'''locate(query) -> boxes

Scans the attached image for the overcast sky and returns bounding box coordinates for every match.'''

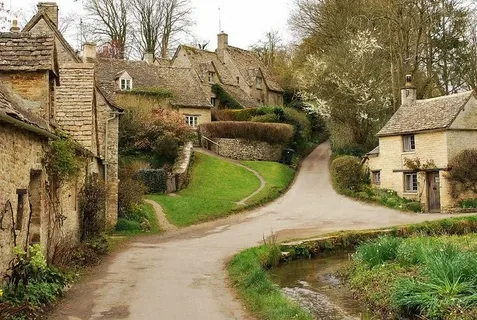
[2,0,293,52]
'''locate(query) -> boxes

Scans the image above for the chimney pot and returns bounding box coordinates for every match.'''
[144,52,154,64]
[83,42,97,62]
[37,2,59,27]
[10,19,20,33]
[217,32,228,62]
[401,75,416,105]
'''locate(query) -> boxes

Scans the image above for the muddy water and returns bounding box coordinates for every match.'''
[269,252,374,320]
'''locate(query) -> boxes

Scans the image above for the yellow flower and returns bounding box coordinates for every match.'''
[0,289,3,297]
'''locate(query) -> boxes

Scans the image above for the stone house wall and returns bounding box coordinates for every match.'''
[179,107,212,126]
[214,138,283,161]
[367,129,477,212]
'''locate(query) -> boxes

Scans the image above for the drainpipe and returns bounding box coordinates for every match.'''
[104,111,123,228]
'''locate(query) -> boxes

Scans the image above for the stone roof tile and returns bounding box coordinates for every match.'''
[377,91,474,136]
[0,32,54,71]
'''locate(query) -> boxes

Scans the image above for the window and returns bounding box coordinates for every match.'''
[404,172,418,193]
[372,171,381,185]
[185,115,199,128]
[236,76,240,84]
[208,72,215,84]
[256,76,262,89]
[403,134,415,152]
[120,78,132,91]
[211,98,217,106]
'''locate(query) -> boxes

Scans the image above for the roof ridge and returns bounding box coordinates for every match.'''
[415,90,473,103]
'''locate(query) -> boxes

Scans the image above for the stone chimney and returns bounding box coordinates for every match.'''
[10,19,20,33]
[37,2,58,27]
[83,42,97,62]
[401,74,416,105]
[217,32,228,62]
[144,52,154,64]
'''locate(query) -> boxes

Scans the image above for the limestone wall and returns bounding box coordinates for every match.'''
[56,64,95,150]
[214,138,283,161]
[179,107,212,125]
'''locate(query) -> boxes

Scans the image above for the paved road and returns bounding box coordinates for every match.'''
[49,142,462,320]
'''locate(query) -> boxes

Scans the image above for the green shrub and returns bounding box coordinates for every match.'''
[354,236,403,268]
[118,164,147,217]
[45,132,81,182]
[331,155,366,192]
[199,121,294,145]
[446,149,477,198]
[136,169,167,194]
[403,201,423,212]
[119,87,173,99]
[116,218,142,232]
[250,113,280,123]
[332,144,368,157]
[460,198,477,208]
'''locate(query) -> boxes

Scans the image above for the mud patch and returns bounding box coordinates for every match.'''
[99,305,130,319]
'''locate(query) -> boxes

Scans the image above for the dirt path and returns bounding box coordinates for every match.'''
[48,142,466,320]
[143,199,178,232]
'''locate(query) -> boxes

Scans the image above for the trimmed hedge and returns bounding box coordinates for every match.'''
[136,169,167,194]
[199,121,294,145]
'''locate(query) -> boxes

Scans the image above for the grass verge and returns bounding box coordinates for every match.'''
[240,161,295,206]
[114,201,160,236]
[149,152,262,227]
[228,244,313,320]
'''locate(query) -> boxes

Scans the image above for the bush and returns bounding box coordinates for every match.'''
[354,236,403,268]
[331,155,366,192]
[332,144,368,157]
[136,169,167,194]
[45,132,81,182]
[460,198,477,208]
[446,149,477,198]
[118,163,147,217]
[79,176,106,241]
[199,121,294,145]
[51,235,109,268]
[250,113,280,123]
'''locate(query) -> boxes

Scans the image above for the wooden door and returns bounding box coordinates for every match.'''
[427,172,441,212]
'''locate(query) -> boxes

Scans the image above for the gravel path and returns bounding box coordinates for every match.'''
[48,142,464,320]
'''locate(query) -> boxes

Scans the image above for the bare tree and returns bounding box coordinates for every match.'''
[84,0,130,59]
[250,30,283,67]
[131,0,164,58]
[159,0,193,58]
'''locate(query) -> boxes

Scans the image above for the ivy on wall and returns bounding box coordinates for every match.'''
[119,87,173,99]
[211,84,243,109]
[44,132,82,183]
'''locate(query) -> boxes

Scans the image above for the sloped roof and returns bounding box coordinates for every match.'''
[22,11,81,63]
[95,58,211,108]
[0,32,54,71]
[180,45,236,85]
[0,82,50,132]
[225,46,283,93]
[154,57,172,67]
[222,84,259,108]
[377,91,475,136]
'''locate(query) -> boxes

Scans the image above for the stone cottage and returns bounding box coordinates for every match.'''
[365,77,477,212]
[94,56,212,128]
[172,33,284,108]
[0,3,121,272]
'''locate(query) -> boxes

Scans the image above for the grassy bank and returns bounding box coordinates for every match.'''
[228,245,313,320]
[240,161,295,206]
[150,153,296,227]
[114,201,160,236]
[348,234,477,319]
[149,152,262,226]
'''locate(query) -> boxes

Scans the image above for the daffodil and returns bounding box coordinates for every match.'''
[0,289,3,297]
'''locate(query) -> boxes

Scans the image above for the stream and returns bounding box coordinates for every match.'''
[269,251,375,320]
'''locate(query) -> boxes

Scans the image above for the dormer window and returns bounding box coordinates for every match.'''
[256,76,262,89]
[208,72,215,84]
[120,78,132,91]
[236,76,240,84]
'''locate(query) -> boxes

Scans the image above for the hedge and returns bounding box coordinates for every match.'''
[136,169,167,194]
[199,121,294,145]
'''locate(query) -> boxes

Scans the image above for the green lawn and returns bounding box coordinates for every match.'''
[240,161,295,206]
[114,201,160,236]
[149,152,262,226]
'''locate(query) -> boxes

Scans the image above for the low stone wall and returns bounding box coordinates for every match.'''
[215,138,284,161]
[171,142,193,192]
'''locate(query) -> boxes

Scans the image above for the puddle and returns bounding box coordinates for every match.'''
[269,251,375,320]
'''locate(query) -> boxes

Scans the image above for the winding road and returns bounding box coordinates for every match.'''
[49,142,463,320]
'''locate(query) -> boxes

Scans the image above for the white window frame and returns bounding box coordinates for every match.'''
[404,172,418,193]
[185,115,199,128]
[120,78,132,91]
[403,134,415,152]
[208,72,215,84]
[372,171,381,185]
[210,97,217,106]
[256,76,262,89]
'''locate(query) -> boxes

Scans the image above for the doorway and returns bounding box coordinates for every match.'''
[427,171,441,212]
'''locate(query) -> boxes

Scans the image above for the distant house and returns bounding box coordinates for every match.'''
[0,2,121,272]
[365,77,477,212]
[172,33,284,108]
[95,56,212,128]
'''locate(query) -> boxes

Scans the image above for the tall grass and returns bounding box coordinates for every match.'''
[354,236,403,267]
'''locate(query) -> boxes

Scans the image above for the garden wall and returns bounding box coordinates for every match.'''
[215,138,284,161]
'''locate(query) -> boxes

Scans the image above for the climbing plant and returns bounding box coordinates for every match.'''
[211,84,243,109]
[44,132,81,183]
[119,87,173,99]
[79,176,106,241]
